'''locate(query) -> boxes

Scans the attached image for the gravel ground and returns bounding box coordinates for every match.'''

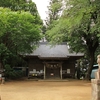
[0,79,91,100]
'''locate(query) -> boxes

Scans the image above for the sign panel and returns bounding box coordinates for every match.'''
[67,69,70,74]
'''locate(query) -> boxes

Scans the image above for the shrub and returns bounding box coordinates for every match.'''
[5,64,24,80]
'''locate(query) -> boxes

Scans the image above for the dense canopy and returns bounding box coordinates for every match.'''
[45,0,100,79]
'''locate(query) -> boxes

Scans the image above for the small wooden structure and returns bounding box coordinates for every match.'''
[24,42,84,79]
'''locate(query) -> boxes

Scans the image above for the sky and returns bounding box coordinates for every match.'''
[32,0,50,21]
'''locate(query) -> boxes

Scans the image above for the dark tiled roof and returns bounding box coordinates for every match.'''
[25,42,84,58]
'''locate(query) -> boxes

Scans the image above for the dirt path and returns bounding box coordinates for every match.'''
[0,80,91,100]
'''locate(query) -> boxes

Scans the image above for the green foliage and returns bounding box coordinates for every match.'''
[0,0,42,25]
[5,64,23,79]
[46,0,100,79]
[0,7,42,69]
[0,7,42,53]
[46,18,68,44]
[0,43,12,64]
[46,0,100,53]
[0,0,43,79]
[45,0,62,27]
[45,0,63,41]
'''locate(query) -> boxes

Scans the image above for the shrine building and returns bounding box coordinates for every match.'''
[24,42,84,79]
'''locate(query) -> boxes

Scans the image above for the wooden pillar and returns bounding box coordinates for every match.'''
[60,64,62,79]
[44,65,46,79]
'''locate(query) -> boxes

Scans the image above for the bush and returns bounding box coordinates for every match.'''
[5,64,24,80]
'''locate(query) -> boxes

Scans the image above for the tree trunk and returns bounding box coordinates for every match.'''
[76,60,81,79]
[85,52,95,80]
[0,60,4,72]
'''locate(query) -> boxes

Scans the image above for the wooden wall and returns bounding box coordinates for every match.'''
[27,58,76,79]
[62,60,75,78]
[28,58,44,72]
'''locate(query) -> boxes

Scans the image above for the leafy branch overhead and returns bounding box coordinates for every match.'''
[0,0,43,79]
[45,0,100,79]
[0,0,43,68]
[0,8,42,54]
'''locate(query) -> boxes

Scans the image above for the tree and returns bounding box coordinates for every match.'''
[0,0,43,69]
[0,7,42,68]
[0,0,42,25]
[46,0,100,80]
[45,0,62,30]
[0,0,43,79]
[44,0,63,41]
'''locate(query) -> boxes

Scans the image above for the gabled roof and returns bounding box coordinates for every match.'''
[25,42,84,60]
